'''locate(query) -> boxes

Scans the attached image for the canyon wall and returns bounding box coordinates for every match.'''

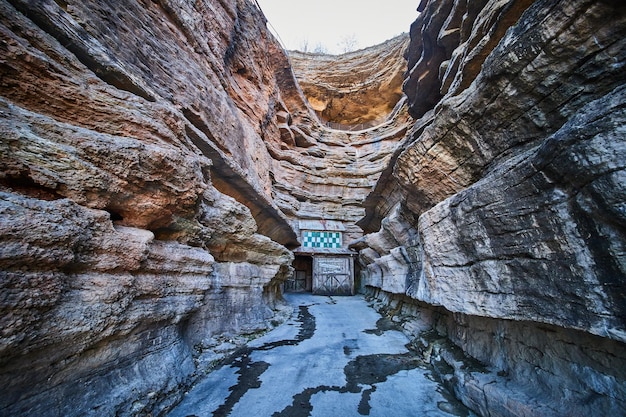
[0,0,301,415]
[1,0,625,415]
[289,35,409,127]
[0,0,411,415]
[274,38,413,244]
[357,0,626,415]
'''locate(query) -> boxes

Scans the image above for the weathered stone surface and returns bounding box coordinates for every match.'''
[367,288,626,417]
[2,0,625,415]
[351,203,421,294]
[414,86,626,340]
[404,0,537,119]
[0,98,206,231]
[0,193,210,415]
[264,38,414,247]
[0,0,300,415]
[395,0,626,221]
[358,0,626,415]
[268,114,411,245]
[290,35,409,126]
[0,184,291,416]
[0,0,299,247]
[362,0,626,330]
[0,0,413,414]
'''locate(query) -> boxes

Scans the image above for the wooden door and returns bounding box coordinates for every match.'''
[285,270,309,292]
[294,270,307,292]
[313,256,353,295]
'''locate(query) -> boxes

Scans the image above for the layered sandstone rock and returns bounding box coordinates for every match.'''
[290,35,409,127]
[1,0,625,415]
[268,106,412,246]
[358,0,626,415]
[0,0,410,415]
[268,37,413,247]
[0,0,297,415]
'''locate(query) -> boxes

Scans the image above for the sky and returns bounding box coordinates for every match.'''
[254,0,420,54]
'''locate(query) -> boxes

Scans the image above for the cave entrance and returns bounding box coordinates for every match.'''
[285,254,356,296]
[285,255,313,293]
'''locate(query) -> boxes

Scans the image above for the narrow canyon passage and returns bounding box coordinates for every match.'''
[1,0,624,416]
[168,294,474,417]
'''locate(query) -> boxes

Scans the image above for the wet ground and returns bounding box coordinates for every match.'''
[168,294,476,417]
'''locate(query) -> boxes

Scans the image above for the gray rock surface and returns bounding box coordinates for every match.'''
[357,0,626,415]
[0,0,297,414]
[0,0,409,415]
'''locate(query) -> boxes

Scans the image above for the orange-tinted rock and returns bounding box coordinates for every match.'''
[0,0,296,414]
[290,35,409,126]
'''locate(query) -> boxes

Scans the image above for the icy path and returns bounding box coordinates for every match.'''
[168,294,475,417]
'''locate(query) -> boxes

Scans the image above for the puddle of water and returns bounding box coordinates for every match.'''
[212,355,269,416]
[220,305,316,407]
[273,352,426,416]
[169,305,316,417]
[364,317,402,336]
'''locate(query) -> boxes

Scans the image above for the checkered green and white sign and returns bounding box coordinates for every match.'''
[302,231,342,249]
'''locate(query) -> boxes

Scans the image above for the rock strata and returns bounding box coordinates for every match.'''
[1,0,625,415]
[0,0,297,415]
[0,0,410,415]
[357,0,626,415]
[290,35,409,127]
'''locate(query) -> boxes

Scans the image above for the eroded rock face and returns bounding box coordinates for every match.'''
[414,87,626,337]
[367,288,626,417]
[0,0,411,415]
[268,108,413,245]
[358,0,626,415]
[2,0,625,415]
[0,0,296,415]
[290,35,409,127]
[0,194,209,415]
